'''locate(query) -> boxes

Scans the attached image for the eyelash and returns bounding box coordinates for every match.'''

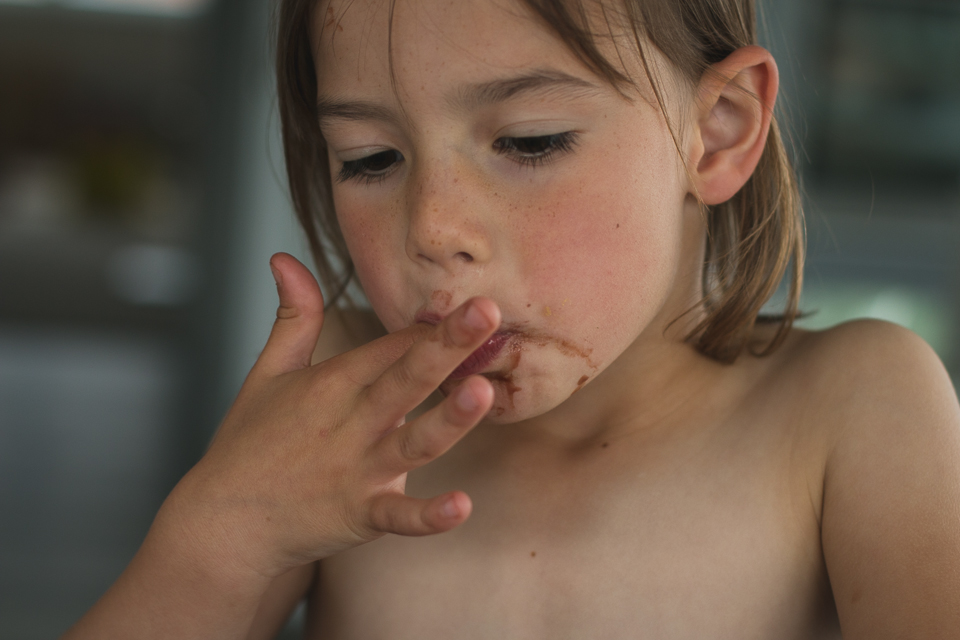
[493,131,580,167]
[337,150,403,185]
[336,131,580,185]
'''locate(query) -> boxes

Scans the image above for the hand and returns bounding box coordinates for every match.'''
[165,253,498,579]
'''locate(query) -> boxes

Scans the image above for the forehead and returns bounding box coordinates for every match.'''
[310,0,604,101]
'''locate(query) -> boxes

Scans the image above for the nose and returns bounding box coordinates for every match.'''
[404,161,493,272]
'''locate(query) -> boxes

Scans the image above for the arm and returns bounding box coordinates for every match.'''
[243,307,387,639]
[245,563,317,640]
[63,254,499,639]
[819,321,960,638]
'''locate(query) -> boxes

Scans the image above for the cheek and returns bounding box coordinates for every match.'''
[512,156,685,341]
[334,194,409,330]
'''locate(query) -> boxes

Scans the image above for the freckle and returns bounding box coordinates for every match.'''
[543,306,552,317]
[616,224,620,229]
[527,303,531,308]
[530,551,536,557]
[602,442,609,449]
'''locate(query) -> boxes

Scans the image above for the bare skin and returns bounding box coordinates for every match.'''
[63,0,960,637]
[270,311,960,640]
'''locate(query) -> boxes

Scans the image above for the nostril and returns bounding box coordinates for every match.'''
[455,252,474,263]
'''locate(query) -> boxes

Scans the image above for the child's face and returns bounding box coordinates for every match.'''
[312,0,706,423]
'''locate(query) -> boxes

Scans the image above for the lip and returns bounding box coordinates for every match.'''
[413,310,512,380]
[448,331,513,380]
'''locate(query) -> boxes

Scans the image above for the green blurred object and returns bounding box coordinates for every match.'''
[73,136,159,222]
[798,281,956,363]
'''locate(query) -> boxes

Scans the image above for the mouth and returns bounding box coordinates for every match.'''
[414,309,518,381]
[448,331,514,380]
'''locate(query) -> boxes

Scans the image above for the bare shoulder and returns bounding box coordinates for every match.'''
[778,318,956,422]
[772,319,960,638]
[744,319,957,446]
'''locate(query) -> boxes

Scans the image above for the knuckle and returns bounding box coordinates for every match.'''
[397,429,430,464]
[418,507,434,533]
[345,503,376,540]
[392,355,430,392]
[439,318,470,350]
[364,497,393,534]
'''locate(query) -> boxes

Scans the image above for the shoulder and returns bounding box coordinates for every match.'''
[769,319,955,426]
[774,320,960,637]
[765,319,959,487]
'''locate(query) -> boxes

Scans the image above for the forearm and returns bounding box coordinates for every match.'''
[62,486,274,640]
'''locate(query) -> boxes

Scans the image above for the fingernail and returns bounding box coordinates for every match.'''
[455,384,479,412]
[270,264,282,287]
[463,302,490,331]
[441,497,459,518]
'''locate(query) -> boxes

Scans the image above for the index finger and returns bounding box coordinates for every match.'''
[334,321,435,386]
[356,298,500,428]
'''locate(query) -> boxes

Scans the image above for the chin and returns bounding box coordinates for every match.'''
[477,376,573,424]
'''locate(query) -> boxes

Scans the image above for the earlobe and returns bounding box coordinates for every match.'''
[689,46,779,206]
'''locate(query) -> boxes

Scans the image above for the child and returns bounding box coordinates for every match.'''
[66,0,960,637]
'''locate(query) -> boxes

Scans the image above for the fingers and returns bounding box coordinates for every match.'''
[254,253,325,377]
[344,322,435,387]
[366,376,493,479]
[358,298,500,426]
[365,490,472,536]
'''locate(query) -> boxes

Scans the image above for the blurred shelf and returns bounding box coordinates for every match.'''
[0,1,215,157]
[0,226,203,329]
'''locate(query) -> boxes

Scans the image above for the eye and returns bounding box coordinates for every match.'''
[493,132,579,167]
[337,149,404,184]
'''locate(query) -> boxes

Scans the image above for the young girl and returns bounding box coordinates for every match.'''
[66,0,960,638]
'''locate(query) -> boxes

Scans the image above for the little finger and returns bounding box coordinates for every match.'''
[365,491,473,537]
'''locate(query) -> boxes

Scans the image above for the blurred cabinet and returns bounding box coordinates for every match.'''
[0,2,213,324]
[0,2,242,636]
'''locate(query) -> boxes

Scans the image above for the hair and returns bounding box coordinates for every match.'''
[275,0,805,364]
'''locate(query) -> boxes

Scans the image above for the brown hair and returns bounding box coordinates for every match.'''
[275,0,804,363]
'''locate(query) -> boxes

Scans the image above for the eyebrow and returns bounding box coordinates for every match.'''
[316,70,602,126]
[450,70,603,111]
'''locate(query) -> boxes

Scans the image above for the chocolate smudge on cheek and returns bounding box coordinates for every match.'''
[570,375,590,397]
[431,289,453,310]
[484,343,523,416]
[513,330,599,400]
[521,331,598,369]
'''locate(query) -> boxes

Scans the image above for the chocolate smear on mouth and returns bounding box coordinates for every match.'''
[482,324,600,416]
[484,344,523,415]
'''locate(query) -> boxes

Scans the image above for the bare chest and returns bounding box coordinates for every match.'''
[305,422,840,639]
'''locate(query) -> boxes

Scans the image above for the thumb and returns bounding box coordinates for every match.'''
[254,252,325,377]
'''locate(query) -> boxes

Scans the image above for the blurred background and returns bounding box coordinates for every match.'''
[0,0,957,636]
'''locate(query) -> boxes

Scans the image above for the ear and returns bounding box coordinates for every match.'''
[688,46,779,205]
